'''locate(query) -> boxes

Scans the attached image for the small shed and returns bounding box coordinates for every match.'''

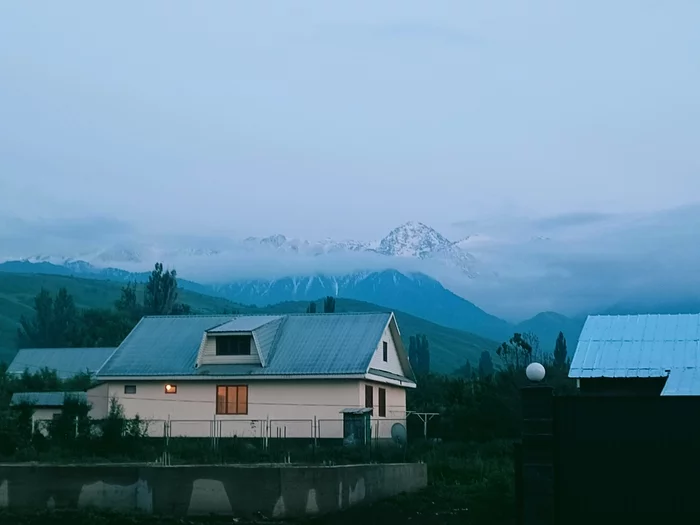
[340,407,373,445]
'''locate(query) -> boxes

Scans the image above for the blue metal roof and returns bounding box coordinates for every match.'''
[10,391,87,407]
[7,347,115,379]
[570,314,700,379]
[97,316,232,377]
[97,313,397,378]
[661,369,700,396]
[208,316,283,333]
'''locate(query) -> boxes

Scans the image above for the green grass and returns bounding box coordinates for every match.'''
[0,273,498,374]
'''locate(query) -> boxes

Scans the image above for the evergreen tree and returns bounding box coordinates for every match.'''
[478,351,494,379]
[409,335,419,368]
[554,331,568,369]
[17,287,80,348]
[459,360,473,379]
[18,288,54,348]
[419,334,431,375]
[323,296,336,313]
[306,302,317,313]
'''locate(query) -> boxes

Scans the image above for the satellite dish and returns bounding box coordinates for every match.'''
[526,362,546,382]
[391,423,407,445]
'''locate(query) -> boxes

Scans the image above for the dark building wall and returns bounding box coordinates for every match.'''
[578,377,667,396]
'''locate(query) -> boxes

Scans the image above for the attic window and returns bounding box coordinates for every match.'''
[216,335,251,356]
[382,341,388,362]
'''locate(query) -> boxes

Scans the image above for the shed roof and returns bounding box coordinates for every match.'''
[570,314,700,379]
[10,391,87,407]
[7,347,115,379]
[97,312,413,381]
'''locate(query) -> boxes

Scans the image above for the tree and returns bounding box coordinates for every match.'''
[458,360,473,379]
[408,334,430,375]
[323,296,336,313]
[144,263,178,315]
[115,282,142,322]
[306,302,317,313]
[478,351,494,379]
[419,334,430,375]
[18,288,54,348]
[554,331,568,369]
[496,332,534,370]
[17,287,80,348]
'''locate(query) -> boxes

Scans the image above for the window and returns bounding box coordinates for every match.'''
[124,385,137,394]
[382,341,388,362]
[164,384,177,394]
[216,385,248,415]
[216,336,251,356]
[365,385,373,409]
[378,388,386,417]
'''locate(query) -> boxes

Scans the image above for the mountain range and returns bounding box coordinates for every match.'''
[0,259,581,352]
[0,272,497,374]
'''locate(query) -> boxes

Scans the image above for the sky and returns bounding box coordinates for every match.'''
[1,1,700,241]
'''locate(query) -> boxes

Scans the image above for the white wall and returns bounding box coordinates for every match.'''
[87,379,409,439]
[368,323,406,377]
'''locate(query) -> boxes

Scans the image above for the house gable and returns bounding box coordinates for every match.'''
[367,314,415,383]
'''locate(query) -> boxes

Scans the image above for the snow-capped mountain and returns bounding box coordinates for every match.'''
[13,221,479,277]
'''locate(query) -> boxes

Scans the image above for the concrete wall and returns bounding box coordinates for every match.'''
[0,463,427,518]
[88,379,407,439]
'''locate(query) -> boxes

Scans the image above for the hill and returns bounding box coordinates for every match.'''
[515,311,586,352]
[0,273,498,374]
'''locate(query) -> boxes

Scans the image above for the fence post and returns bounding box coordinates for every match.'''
[74,416,78,438]
[520,384,555,525]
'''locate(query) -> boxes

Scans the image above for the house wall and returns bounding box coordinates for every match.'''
[362,380,408,440]
[368,323,405,377]
[87,383,110,419]
[89,379,406,439]
[31,407,61,421]
[579,377,668,396]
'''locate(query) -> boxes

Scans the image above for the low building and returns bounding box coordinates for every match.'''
[88,312,416,440]
[569,313,700,396]
[10,391,87,420]
[7,347,115,379]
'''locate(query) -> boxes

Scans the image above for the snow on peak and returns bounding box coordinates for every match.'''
[378,221,451,258]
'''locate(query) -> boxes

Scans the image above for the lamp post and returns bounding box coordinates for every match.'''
[519,362,554,525]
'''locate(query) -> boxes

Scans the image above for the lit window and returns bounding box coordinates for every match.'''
[165,384,177,394]
[216,385,248,415]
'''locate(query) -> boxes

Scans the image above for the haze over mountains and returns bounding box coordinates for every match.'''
[2,204,700,356]
[2,205,700,323]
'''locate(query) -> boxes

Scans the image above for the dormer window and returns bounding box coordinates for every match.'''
[216,335,252,356]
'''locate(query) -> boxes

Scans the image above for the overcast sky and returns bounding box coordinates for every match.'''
[1,1,699,241]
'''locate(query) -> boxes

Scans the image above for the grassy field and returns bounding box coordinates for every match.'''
[0,272,497,373]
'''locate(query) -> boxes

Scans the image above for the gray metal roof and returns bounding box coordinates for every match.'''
[97,313,402,379]
[7,347,116,379]
[10,391,87,407]
[207,316,283,333]
[570,314,700,379]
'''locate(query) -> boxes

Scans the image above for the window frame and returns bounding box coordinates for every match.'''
[365,384,374,409]
[124,385,137,395]
[378,387,386,417]
[215,335,252,356]
[216,385,249,415]
[382,341,388,362]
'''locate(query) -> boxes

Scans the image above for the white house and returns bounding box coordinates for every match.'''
[88,312,416,440]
